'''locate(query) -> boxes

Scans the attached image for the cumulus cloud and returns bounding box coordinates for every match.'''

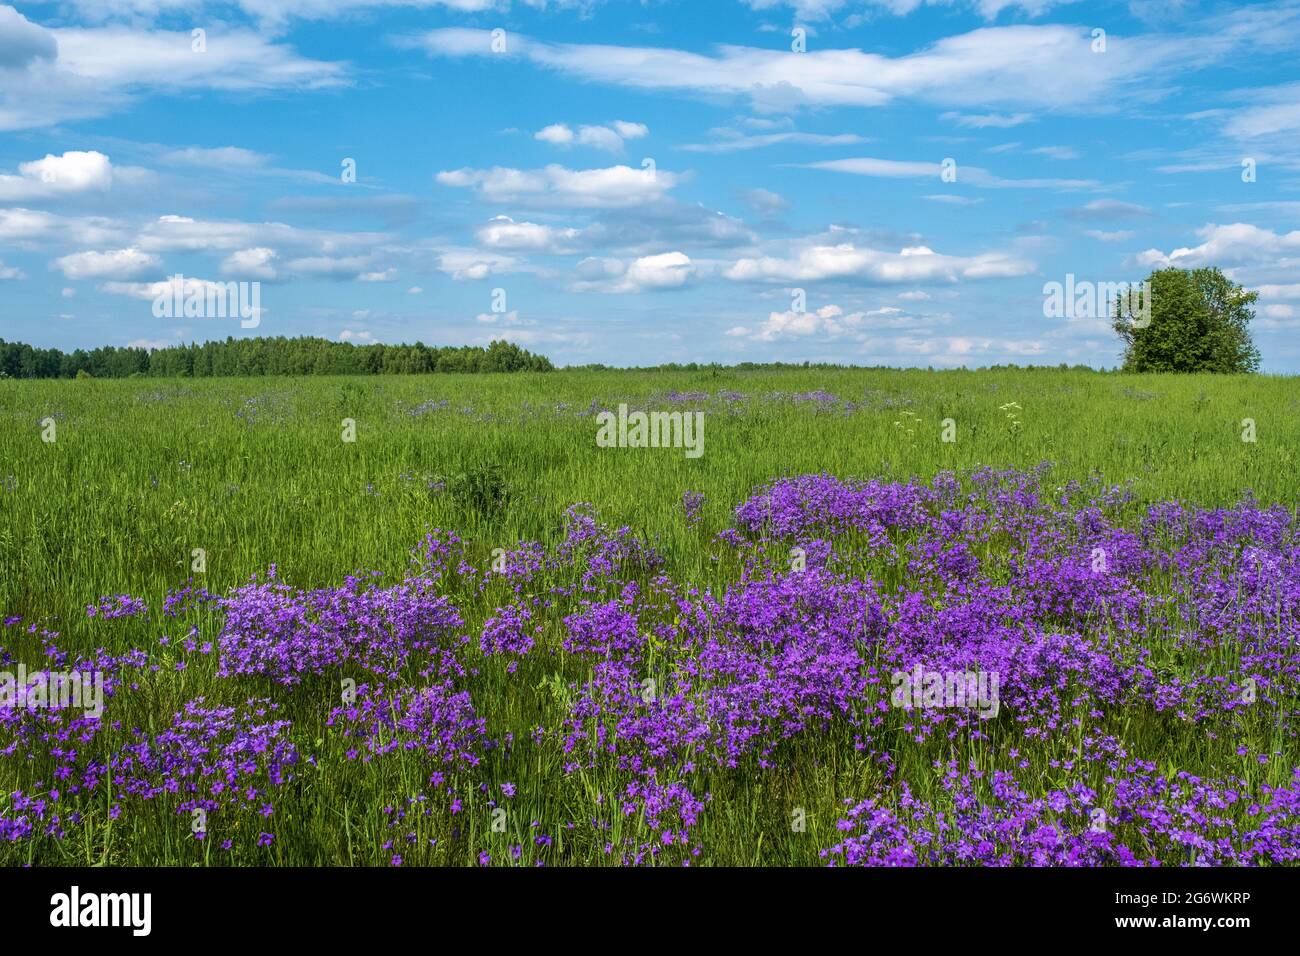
[101,275,228,300]
[534,123,575,146]
[53,246,159,279]
[1134,223,1300,269]
[572,251,694,293]
[475,215,582,251]
[437,247,520,280]
[436,163,678,207]
[221,247,279,279]
[0,150,114,200]
[0,207,124,245]
[1256,283,1300,300]
[733,303,930,342]
[535,121,647,152]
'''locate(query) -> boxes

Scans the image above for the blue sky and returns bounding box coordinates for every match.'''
[1,0,1299,370]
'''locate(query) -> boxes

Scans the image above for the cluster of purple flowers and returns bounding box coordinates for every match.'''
[216,569,464,684]
[3,466,1298,865]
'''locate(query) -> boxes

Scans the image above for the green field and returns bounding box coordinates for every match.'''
[4,368,1293,615]
[1,368,1297,865]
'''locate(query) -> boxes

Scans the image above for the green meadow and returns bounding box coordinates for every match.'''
[0,367,1295,865]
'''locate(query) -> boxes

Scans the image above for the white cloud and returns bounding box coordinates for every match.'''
[339,329,375,343]
[53,246,159,279]
[162,146,269,169]
[0,150,114,201]
[0,207,125,246]
[0,260,24,280]
[572,251,694,293]
[1223,82,1300,139]
[221,247,278,279]
[725,239,1035,283]
[135,214,389,256]
[805,156,1098,190]
[1,23,348,131]
[1135,223,1300,269]
[805,157,939,178]
[358,268,398,281]
[572,125,624,152]
[922,194,983,205]
[437,247,520,280]
[535,123,575,145]
[1083,229,1134,242]
[436,163,678,207]
[0,5,57,69]
[751,303,845,341]
[534,121,648,153]
[408,20,1268,114]
[101,275,228,300]
[610,120,648,140]
[1257,283,1300,300]
[475,215,581,251]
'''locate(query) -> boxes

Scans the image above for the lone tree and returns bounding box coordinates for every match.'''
[1113,266,1260,372]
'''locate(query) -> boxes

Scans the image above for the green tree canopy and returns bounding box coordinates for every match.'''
[0,336,554,379]
[1113,267,1260,373]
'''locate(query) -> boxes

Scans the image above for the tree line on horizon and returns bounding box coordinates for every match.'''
[0,336,555,379]
[0,268,1266,379]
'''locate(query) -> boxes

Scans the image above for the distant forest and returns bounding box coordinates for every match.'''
[0,337,554,379]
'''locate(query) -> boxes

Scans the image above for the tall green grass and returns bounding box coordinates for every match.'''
[0,368,1294,865]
